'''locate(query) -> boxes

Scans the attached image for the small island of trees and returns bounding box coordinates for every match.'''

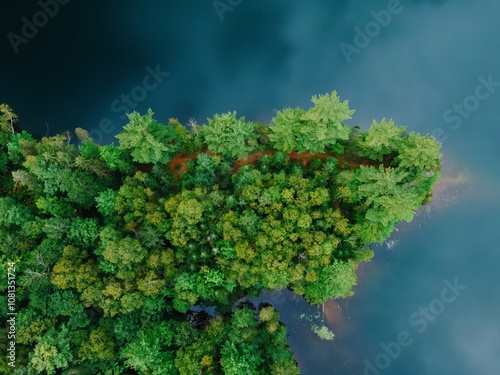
[0,93,441,374]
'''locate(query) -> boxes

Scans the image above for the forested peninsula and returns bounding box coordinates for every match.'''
[0,93,442,374]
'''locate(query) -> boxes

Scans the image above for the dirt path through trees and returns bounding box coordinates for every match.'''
[168,149,379,178]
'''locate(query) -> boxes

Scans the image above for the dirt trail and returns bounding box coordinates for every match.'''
[168,152,200,178]
[168,149,378,179]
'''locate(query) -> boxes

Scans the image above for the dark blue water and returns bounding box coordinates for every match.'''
[2,1,499,374]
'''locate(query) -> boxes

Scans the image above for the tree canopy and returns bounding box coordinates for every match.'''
[0,94,441,374]
[269,91,354,153]
[203,111,258,158]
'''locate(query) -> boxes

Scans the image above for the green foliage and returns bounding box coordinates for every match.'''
[0,94,441,374]
[8,130,35,165]
[95,188,118,217]
[99,144,132,173]
[0,152,7,173]
[116,109,179,164]
[203,111,258,158]
[220,341,263,375]
[355,166,422,239]
[270,92,353,153]
[396,132,442,173]
[102,236,147,268]
[298,91,353,152]
[311,325,335,341]
[303,260,357,304]
[78,327,115,361]
[75,127,93,143]
[302,91,355,128]
[353,247,375,262]
[269,107,304,153]
[122,330,176,375]
[0,197,32,228]
[0,103,17,146]
[29,325,73,375]
[360,119,406,161]
[67,218,99,249]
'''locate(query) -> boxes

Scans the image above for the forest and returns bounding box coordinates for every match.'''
[0,93,442,374]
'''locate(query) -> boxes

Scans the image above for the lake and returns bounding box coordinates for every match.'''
[2,0,499,373]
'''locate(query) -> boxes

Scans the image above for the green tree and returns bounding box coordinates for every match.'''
[7,130,35,165]
[0,104,17,146]
[78,327,115,361]
[297,91,353,153]
[356,165,421,237]
[95,188,118,217]
[220,341,263,375]
[203,111,257,158]
[102,237,147,271]
[303,260,357,304]
[270,92,353,153]
[122,330,176,375]
[116,109,179,164]
[29,325,73,375]
[67,218,99,249]
[269,107,304,153]
[360,118,406,161]
[99,143,133,172]
[396,132,442,173]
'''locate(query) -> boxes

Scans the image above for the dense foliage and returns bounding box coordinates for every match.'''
[0,92,441,374]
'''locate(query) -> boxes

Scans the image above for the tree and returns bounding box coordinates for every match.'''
[7,130,35,165]
[164,190,208,248]
[122,330,176,375]
[78,327,115,361]
[102,237,147,270]
[302,91,354,130]
[203,111,258,158]
[74,140,110,177]
[67,218,99,249]
[74,127,93,142]
[29,325,73,375]
[356,165,408,206]
[360,118,406,161]
[98,143,133,172]
[51,246,100,297]
[303,260,357,304]
[220,341,263,375]
[297,92,353,153]
[116,109,179,164]
[95,188,118,217]
[0,104,17,146]
[0,197,32,228]
[270,92,353,154]
[269,107,304,153]
[355,165,421,236]
[396,132,442,173]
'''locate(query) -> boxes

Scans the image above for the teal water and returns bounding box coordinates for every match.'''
[2,1,499,373]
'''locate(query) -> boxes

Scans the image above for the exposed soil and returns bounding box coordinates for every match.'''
[233,150,274,173]
[167,149,379,179]
[168,152,200,178]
